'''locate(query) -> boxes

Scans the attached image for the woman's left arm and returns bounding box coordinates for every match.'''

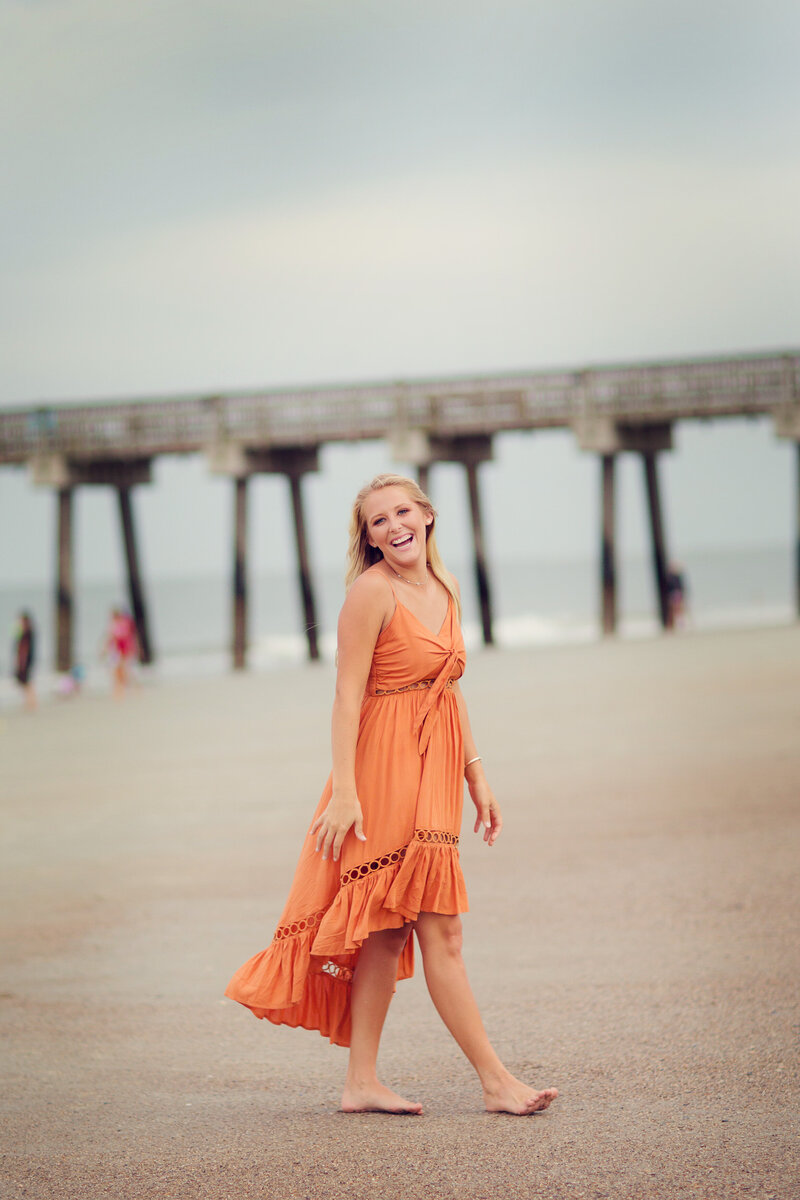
[452,681,502,847]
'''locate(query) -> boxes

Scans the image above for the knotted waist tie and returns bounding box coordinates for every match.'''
[374,646,461,755]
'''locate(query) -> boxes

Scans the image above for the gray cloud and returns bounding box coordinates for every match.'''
[0,2,797,590]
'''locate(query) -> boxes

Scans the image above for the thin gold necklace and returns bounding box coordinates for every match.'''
[390,564,427,587]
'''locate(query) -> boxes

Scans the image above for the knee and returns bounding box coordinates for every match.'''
[421,914,463,959]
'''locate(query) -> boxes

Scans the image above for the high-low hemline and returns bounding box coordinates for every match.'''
[224,835,468,1047]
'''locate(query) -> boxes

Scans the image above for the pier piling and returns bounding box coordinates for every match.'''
[601,454,617,636]
[427,435,495,645]
[287,470,319,662]
[796,444,800,618]
[772,398,800,618]
[212,444,321,668]
[118,486,153,663]
[465,460,494,646]
[56,487,74,671]
[642,452,670,628]
[576,420,673,636]
[232,477,249,670]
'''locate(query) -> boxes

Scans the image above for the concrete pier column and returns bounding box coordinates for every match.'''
[642,452,670,628]
[771,407,800,620]
[795,443,800,619]
[56,487,74,671]
[601,454,617,636]
[388,427,432,500]
[31,456,155,673]
[117,486,153,663]
[574,419,673,638]
[232,476,248,670]
[465,460,494,645]
[212,444,322,667]
[287,471,319,662]
[426,434,494,645]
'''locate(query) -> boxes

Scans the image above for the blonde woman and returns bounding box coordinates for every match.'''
[226,474,557,1116]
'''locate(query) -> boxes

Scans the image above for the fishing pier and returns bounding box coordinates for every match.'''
[1,349,798,670]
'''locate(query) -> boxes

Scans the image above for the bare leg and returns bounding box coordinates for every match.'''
[341,924,422,1114]
[415,912,558,1115]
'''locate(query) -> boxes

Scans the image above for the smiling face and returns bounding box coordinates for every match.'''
[362,484,433,568]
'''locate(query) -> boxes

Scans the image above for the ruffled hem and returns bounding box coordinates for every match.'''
[225,925,356,1047]
[385,837,469,921]
[226,948,353,1046]
[225,836,468,1047]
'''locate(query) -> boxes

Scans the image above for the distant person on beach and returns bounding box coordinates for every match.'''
[13,611,37,711]
[666,564,688,630]
[226,473,558,1116]
[105,608,137,698]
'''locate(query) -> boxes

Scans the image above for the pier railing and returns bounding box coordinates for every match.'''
[1,350,797,463]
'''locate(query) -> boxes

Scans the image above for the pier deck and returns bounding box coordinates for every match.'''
[0,349,797,463]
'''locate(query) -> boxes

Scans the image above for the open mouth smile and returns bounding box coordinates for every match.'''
[391,534,414,548]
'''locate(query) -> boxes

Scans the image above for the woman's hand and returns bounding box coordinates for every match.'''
[310,789,366,862]
[467,768,502,847]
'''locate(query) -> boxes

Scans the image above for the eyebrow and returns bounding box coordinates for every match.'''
[368,502,410,522]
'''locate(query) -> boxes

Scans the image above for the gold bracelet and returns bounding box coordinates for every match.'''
[464,755,482,771]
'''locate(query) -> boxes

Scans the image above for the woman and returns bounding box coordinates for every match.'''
[226,474,557,1116]
[13,611,37,711]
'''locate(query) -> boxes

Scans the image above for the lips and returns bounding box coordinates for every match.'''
[391,534,414,548]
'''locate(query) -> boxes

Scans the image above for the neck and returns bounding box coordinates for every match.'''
[389,561,429,587]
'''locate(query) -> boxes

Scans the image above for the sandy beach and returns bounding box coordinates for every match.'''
[1,625,798,1200]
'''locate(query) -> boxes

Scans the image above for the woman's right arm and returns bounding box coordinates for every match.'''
[310,574,389,862]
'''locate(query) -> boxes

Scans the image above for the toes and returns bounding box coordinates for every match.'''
[525,1088,558,1112]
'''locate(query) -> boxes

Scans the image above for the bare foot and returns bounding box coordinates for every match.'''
[483,1072,558,1116]
[341,1081,423,1115]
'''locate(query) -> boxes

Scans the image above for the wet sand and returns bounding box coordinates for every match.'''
[1,625,798,1199]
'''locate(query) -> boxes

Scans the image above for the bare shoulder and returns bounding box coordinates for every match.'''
[339,567,394,633]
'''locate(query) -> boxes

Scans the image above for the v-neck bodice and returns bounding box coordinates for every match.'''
[391,594,451,641]
[368,591,465,696]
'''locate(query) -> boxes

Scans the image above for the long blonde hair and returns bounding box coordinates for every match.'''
[345,474,461,621]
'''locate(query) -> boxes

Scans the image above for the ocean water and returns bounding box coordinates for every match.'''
[0,544,794,705]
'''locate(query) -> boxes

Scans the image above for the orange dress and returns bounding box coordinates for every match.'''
[225,587,469,1046]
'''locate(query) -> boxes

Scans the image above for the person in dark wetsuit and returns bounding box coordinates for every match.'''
[665,564,688,630]
[13,611,37,711]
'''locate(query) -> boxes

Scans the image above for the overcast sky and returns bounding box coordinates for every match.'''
[1,0,798,584]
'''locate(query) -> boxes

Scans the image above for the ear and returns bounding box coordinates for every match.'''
[424,511,433,527]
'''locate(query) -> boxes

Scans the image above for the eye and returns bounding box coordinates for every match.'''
[372,516,385,525]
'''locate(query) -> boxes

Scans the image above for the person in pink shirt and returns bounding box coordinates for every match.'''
[106,608,137,698]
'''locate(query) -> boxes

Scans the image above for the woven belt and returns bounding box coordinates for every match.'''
[374,678,454,697]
